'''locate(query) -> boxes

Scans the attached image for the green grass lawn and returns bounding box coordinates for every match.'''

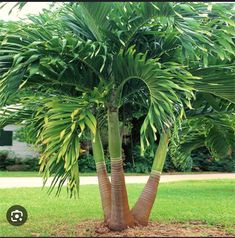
[0,171,42,177]
[0,180,235,237]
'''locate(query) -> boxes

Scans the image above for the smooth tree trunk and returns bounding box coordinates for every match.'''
[131,131,169,226]
[91,129,111,223]
[108,109,134,231]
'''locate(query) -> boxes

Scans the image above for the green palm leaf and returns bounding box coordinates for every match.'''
[192,65,235,104]
[112,47,197,152]
[36,97,96,197]
[170,113,235,171]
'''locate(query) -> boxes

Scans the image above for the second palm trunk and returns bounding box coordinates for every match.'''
[108,109,134,231]
[131,131,169,225]
[92,129,111,223]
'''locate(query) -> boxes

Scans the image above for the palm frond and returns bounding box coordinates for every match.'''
[112,47,197,152]
[0,20,109,105]
[61,3,113,41]
[36,97,97,197]
[192,64,235,104]
[170,113,235,170]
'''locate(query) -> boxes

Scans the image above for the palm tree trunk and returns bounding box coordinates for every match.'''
[131,131,169,226]
[108,109,134,231]
[91,129,111,223]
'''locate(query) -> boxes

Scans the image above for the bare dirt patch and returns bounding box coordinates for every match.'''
[66,220,235,237]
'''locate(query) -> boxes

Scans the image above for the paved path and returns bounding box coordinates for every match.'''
[0,173,234,188]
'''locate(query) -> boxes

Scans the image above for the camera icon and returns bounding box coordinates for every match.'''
[10,209,24,222]
[6,205,28,226]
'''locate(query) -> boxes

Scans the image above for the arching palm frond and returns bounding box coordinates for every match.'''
[36,97,96,197]
[0,19,110,105]
[107,2,235,64]
[61,2,113,41]
[170,113,235,171]
[112,47,198,152]
[192,64,235,104]
[0,103,33,128]
[189,92,235,118]
[171,87,235,171]
[0,92,100,197]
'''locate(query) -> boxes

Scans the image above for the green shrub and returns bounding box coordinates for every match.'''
[172,156,193,172]
[162,155,177,173]
[0,150,9,170]
[21,157,40,171]
[213,157,235,172]
[192,148,235,172]
[78,154,96,172]
[1,146,234,173]
[124,145,153,173]
[0,150,39,171]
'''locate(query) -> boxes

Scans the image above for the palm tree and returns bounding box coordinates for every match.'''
[0,2,235,231]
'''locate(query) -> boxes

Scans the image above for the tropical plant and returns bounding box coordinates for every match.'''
[0,2,235,231]
[170,93,235,171]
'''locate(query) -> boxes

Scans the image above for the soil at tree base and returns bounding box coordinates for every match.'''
[47,220,235,237]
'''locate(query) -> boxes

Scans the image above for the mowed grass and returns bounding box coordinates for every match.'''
[0,171,42,177]
[0,180,235,237]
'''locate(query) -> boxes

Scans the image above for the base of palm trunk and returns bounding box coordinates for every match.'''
[96,161,111,223]
[131,170,161,226]
[108,217,134,231]
[109,158,134,231]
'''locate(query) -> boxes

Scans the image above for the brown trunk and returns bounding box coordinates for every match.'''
[96,161,111,223]
[109,158,134,231]
[131,171,161,226]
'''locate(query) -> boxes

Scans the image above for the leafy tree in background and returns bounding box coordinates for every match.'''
[0,2,235,231]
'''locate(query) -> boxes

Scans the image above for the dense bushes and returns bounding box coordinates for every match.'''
[4,124,234,173]
[78,145,175,174]
[192,148,235,172]
[1,146,234,173]
[124,145,175,173]
[0,150,39,171]
[0,150,9,170]
[77,145,235,174]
